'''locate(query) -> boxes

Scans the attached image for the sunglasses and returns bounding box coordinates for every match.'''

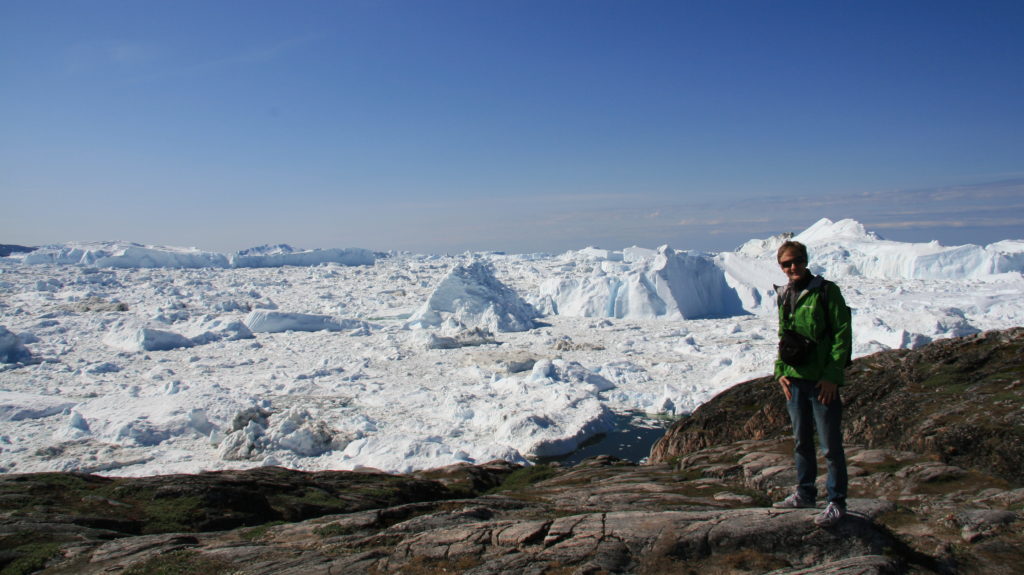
[779,259,805,269]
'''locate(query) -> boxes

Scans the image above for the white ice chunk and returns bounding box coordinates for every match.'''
[219,407,349,461]
[243,311,370,333]
[103,321,194,352]
[186,315,255,344]
[0,392,77,421]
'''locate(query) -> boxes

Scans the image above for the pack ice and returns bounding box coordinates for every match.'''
[0,218,1021,476]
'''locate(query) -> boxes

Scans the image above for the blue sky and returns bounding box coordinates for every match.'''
[3,1,1023,254]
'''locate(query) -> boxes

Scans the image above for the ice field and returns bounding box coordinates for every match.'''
[1,218,1022,476]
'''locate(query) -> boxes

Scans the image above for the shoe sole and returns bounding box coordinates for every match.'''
[813,513,845,527]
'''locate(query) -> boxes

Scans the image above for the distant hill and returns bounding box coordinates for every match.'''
[0,244,35,257]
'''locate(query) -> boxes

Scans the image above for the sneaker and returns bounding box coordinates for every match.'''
[813,502,846,527]
[772,493,814,509]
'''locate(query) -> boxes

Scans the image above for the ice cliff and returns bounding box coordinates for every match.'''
[736,218,1024,280]
[536,246,747,320]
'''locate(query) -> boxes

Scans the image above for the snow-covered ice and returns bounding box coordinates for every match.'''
[22,242,376,269]
[406,260,538,332]
[0,218,1021,476]
[535,245,745,320]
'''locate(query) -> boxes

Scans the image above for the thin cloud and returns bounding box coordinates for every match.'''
[135,34,321,82]
[869,217,1024,230]
[183,35,318,74]
[869,220,971,230]
[64,40,161,74]
[677,218,772,227]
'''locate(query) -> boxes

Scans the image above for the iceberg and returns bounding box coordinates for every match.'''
[243,311,371,334]
[103,321,195,352]
[407,261,538,332]
[734,218,1024,281]
[21,241,375,269]
[23,242,230,268]
[539,246,746,320]
[230,247,376,268]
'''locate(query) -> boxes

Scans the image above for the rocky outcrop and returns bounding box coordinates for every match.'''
[9,449,1021,574]
[651,327,1024,485]
[3,329,1023,574]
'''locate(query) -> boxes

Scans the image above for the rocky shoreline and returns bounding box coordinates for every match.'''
[2,328,1022,574]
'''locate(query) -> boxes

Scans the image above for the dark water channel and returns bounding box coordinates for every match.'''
[535,411,675,467]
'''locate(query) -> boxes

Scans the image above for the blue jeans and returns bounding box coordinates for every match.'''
[786,378,847,506]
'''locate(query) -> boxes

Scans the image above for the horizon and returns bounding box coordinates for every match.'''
[5,214,1022,257]
[3,1,1023,254]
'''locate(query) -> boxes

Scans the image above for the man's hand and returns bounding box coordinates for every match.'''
[779,376,793,401]
[817,380,838,405]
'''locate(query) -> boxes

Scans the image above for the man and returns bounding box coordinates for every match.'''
[772,240,852,528]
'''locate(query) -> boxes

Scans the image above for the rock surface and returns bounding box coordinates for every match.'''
[2,329,1023,574]
[650,327,1024,484]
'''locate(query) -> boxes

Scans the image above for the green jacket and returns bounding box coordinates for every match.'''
[774,275,853,386]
